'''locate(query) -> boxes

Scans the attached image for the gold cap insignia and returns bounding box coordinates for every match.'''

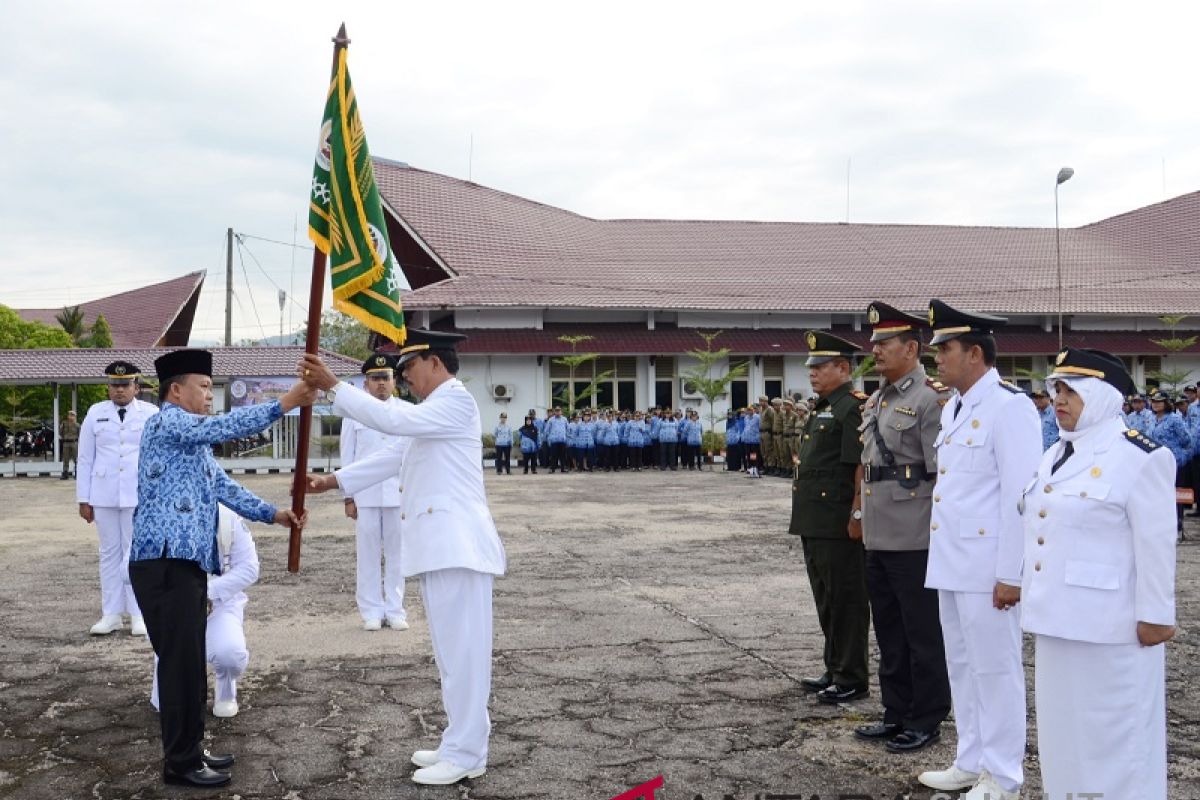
[806,332,817,349]
[114,365,126,375]
[867,306,880,324]
[375,356,387,366]
[927,305,936,326]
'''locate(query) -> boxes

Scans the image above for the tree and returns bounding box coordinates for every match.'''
[84,314,114,348]
[681,331,748,447]
[300,309,372,361]
[55,305,87,344]
[1147,314,1196,393]
[552,335,613,412]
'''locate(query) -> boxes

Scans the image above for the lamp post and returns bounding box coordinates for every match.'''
[1055,167,1074,351]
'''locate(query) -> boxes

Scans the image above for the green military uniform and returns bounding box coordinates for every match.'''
[789,331,870,696]
[782,400,798,471]
[60,414,81,480]
[759,397,776,476]
[770,398,786,475]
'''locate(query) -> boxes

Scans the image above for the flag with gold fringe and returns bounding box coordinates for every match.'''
[308,46,406,344]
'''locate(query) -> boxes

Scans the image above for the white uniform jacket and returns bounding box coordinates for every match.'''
[76,398,159,508]
[339,397,410,508]
[1020,418,1176,645]
[333,378,506,579]
[926,368,1041,592]
[207,506,259,618]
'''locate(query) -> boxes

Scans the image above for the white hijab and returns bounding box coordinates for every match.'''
[1046,375,1125,444]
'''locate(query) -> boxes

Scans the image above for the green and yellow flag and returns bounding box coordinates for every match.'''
[308,46,406,344]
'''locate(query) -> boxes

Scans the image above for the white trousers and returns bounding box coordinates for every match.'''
[421,568,494,771]
[93,506,140,617]
[1036,634,1167,800]
[939,590,1025,792]
[151,605,248,709]
[356,507,405,622]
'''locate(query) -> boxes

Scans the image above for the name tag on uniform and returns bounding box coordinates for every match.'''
[97,417,111,422]
[816,411,834,419]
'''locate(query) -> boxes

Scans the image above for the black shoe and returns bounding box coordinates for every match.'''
[202,750,235,769]
[885,728,941,753]
[816,684,869,704]
[800,673,832,692]
[855,721,903,740]
[163,765,231,787]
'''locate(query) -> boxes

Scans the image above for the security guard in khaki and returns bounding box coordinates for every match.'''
[853,302,952,752]
[789,330,871,703]
[759,396,776,477]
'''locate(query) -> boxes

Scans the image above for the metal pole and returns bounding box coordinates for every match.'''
[225,228,233,347]
[1055,184,1063,351]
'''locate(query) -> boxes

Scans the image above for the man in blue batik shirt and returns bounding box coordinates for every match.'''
[1031,389,1059,451]
[129,349,314,788]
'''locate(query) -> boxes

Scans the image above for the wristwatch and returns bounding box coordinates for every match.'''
[325,384,338,403]
[851,508,863,521]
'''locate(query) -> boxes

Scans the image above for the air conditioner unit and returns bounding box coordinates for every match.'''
[491,383,516,401]
[680,377,703,399]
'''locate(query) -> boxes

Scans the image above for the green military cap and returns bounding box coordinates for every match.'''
[867,301,926,342]
[804,330,860,367]
[1046,347,1135,397]
[927,299,1007,345]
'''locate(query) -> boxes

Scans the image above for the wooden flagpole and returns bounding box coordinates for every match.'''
[288,23,350,573]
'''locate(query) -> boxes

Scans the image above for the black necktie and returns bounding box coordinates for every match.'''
[118,407,126,422]
[953,398,963,419]
[1051,441,1074,474]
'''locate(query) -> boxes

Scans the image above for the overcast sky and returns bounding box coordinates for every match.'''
[3,1,1198,344]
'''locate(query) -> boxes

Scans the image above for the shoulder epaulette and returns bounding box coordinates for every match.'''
[1122,428,1160,452]
[998,380,1022,394]
[925,378,951,394]
[851,390,868,401]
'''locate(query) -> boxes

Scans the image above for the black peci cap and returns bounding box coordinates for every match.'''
[154,349,213,381]
[804,330,861,367]
[927,299,1007,345]
[1046,348,1136,397]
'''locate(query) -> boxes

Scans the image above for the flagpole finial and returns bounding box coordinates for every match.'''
[333,23,350,47]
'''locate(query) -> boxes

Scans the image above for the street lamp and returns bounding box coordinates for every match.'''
[1055,167,1074,351]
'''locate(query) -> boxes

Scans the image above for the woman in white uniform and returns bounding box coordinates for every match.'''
[1020,348,1176,799]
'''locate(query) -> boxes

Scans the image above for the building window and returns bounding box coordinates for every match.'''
[994,355,1035,390]
[729,357,749,409]
[762,354,783,400]
[655,356,676,409]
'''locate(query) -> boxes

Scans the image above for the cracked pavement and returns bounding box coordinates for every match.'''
[1,471,1197,799]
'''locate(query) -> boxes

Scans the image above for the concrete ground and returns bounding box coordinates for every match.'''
[0,469,1196,799]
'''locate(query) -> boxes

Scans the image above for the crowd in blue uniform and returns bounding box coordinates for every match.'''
[1122,385,1200,533]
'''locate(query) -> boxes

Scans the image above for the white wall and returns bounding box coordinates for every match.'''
[677,311,833,329]
[543,309,647,323]
[459,354,543,424]
[454,309,543,329]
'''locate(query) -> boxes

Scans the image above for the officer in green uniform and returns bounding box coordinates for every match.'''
[759,396,776,477]
[853,302,952,752]
[60,409,81,480]
[790,330,871,703]
[770,397,786,476]
[783,399,799,470]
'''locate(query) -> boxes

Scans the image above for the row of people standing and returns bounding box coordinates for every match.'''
[789,303,1177,800]
[496,407,709,474]
[1129,387,1199,532]
[722,396,810,477]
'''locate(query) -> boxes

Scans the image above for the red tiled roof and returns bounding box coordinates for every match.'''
[374,162,1200,315]
[0,346,362,384]
[17,272,206,348]
[443,324,1200,357]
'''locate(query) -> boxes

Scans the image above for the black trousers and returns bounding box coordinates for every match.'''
[129,558,209,772]
[726,442,741,471]
[801,537,870,687]
[744,442,760,470]
[659,441,677,470]
[865,549,951,732]
[495,445,511,473]
[550,442,566,471]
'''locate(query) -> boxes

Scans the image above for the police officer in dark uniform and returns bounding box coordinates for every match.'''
[790,330,871,704]
[853,302,952,752]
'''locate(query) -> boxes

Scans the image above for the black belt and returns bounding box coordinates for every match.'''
[864,464,934,484]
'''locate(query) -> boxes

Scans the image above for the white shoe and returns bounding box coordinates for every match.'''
[410,749,439,768]
[917,764,981,792]
[130,616,147,636]
[212,700,239,718]
[962,770,1019,800]
[386,615,410,631]
[89,615,123,635]
[411,760,485,785]
[363,618,382,631]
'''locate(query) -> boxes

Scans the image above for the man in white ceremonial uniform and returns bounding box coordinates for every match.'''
[77,360,158,636]
[918,300,1041,800]
[1021,348,1176,799]
[302,329,505,787]
[152,504,260,718]
[340,353,413,632]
